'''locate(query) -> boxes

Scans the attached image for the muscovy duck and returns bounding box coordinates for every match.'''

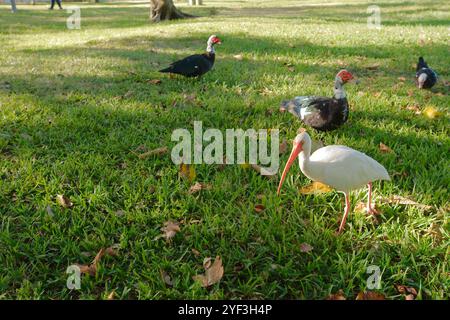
[279,70,358,131]
[159,35,221,78]
[416,57,437,89]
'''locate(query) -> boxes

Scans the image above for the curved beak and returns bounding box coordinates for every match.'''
[277,142,303,195]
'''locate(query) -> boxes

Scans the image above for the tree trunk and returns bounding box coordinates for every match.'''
[150,0,192,22]
[11,0,17,13]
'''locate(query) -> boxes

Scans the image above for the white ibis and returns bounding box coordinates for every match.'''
[277,131,390,234]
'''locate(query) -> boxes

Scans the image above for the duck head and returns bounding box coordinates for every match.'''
[206,35,222,53]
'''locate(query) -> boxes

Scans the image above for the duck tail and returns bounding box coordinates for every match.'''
[417,57,428,70]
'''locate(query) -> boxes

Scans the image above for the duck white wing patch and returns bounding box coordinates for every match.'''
[295,96,313,120]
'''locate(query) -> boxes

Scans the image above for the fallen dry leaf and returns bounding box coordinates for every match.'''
[147,79,162,85]
[379,142,393,153]
[192,248,201,256]
[327,289,346,300]
[138,146,168,159]
[107,291,115,300]
[300,181,333,195]
[250,163,277,179]
[382,195,432,211]
[299,242,313,253]
[423,106,441,119]
[405,105,421,114]
[193,256,224,287]
[160,270,173,286]
[366,63,380,70]
[356,291,386,300]
[56,194,73,208]
[233,54,243,61]
[397,76,407,82]
[254,204,265,213]
[395,284,418,300]
[189,182,212,194]
[179,163,196,182]
[76,248,106,276]
[105,244,120,257]
[203,257,212,270]
[157,221,181,241]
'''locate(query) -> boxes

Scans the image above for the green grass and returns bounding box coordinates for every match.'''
[0,0,449,300]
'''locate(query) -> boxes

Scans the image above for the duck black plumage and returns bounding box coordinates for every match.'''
[416,57,437,89]
[159,35,221,78]
[279,70,358,132]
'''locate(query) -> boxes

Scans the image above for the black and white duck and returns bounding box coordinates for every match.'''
[416,57,437,89]
[279,70,358,132]
[159,35,222,78]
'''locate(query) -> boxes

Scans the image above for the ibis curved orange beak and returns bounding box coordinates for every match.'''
[277,142,303,195]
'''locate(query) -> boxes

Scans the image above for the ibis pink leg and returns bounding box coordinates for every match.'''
[366,182,379,215]
[337,192,350,234]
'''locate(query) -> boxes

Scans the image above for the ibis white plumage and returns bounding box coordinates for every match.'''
[277,130,390,234]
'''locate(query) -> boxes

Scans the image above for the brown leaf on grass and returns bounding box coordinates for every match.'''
[287,66,295,72]
[157,221,181,241]
[191,248,201,257]
[179,163,196,182]
[107,291,115,300]
[366,63,380,70]
[56,194,73,208]
[327,289,346,300]
[254,204,265,213]
[382,195,432,211]
[405,105,421,114]
[356,291,386,300]
[397,76,407,82]
[137,146,168,159]
[76,248,106,276]
[233,54,243,61]
[395,284,418,300]
[260,87,273,96]
[203,257,212,270]
[160,270,174,286]
[189,182,212,194]
[193,256,224,287]
[105,244,120,257]
[300,182,333,195]
[299,243,313,253]
[250,163,277,179]
[379,142,393,153]
[147,79,162,85]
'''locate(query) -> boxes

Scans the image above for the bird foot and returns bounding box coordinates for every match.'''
[366,206,380,215]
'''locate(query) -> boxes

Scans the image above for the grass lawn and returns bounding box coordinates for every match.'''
[0,0,449,300]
